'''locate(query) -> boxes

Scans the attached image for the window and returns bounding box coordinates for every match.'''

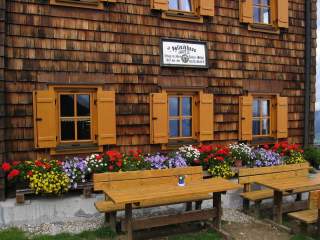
[168,0,192,12]
[168,95,193,139]
[33,87,116,153]
[252,98,271,136]
[253,0,270,24]
[59,92,93,143]
[150,91,214,145]
[49,0,107,10]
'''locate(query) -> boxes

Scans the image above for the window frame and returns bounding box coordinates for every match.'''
[252,97,272,138]
[56,89,98,147]
[49,0,104,10]
[168,0,195,14]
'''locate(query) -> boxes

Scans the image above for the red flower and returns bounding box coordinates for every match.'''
[116,161,122,168]
[27,170,33,177]
[199,145,213,153]
[7,169,20,180]
[12,161,21,166]
[216,156,224,161]
[96,155,102,161]
[108,165,114,171]
[193,159,200,165]
[263,144,269,150]
[137,149,142,154]
[1,163,11,172]
[273,143,280,149]
[35,160,43,167]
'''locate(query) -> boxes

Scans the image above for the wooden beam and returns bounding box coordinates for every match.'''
[122,208,217,231]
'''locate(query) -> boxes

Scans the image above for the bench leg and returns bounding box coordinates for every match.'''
[125,203,133,240]
[186,202,193,211]
[213,192,222,230]
[273,190,283,224]
[104,212,117,232]
[195,200,202,210]
[243,199,250,213]
[296,193,302,202]
[253,201,261,218]
[317,209,320,238]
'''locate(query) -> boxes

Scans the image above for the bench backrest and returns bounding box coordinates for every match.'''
[238,163,310,185]
[308,191,320,210]
[93,166,203,191]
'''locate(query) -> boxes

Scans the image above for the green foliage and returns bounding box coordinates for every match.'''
[290,234,314,240]
[304,146,320,166]
[0,228,26,240]
[169,230,221,240]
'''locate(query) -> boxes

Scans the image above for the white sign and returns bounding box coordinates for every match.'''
[161,39,208,68]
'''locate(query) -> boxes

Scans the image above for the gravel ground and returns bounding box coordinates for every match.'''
[0,207,254,235]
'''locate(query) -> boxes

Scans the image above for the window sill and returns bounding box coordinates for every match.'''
[50,0,104,10]
[251,137,277,146]
[162,139,200,150]
[50,144,103,155]
[248,23,280,34]
[161,12,203,23]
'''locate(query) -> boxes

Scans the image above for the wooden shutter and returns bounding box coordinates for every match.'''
[199,92,214,141]
[276,96,288,139]
[277,0,288,28]
[199,0,215,17]
[151,0,168,11]
[239,0,253,24]
[239,95,253,141]
[97,90,116,145]
[150,92,168,144]
[33,90,57,148]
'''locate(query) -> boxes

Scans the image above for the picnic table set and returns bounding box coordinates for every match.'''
[94,163,320,240]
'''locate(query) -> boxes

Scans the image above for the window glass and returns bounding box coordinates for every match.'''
[60,95,74,117]
[253,0,271,24]
[252,98,271,136]
[182,97,192,116]
[77,94,90,116]
[182,119,192,137]
[261,100,270,117]
[253,99,260,117]
[169,0,192,11]
[169,120,180,137]
[78,120,91,140]
[169,97,179,116]
[61,120,75,141]
[262,119,270,135]
[253,120,261,135]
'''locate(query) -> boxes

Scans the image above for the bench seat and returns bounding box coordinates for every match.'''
[240,189,290,202]
[288,209,318,224]
[95,193,212,213]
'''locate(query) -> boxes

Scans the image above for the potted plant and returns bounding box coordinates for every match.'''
[229,143,252,167]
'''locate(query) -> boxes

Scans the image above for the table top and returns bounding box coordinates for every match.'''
[103,178,241,205]
[255,174,320,192]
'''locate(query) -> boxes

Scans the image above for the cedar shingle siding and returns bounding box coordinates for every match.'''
[1,0,317,162]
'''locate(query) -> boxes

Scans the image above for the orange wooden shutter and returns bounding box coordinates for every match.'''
[199,0,215,17]
[239,95,253,141]
[239,0,253,24]
[276,96,288,138]
[33,90,57,148]
[97,90,116,145]
[199,92,214,141]
[277,0,289,28]
[151,0,168,11]
[150,92,168,144]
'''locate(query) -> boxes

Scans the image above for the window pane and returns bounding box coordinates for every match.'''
[253,0,260,5]
[182,119,192,137]
[253,99,260,117]
[169,120,180,137]
[253,6,261,23]
[60,95,74,117]
[168,0,178,10]
[182,97,192,116]
[253,120,261,135]
[77,94,90,116]
[262,7,270,24]
[169,97,179,116]
[77,120,91,140]
[180,0,192,11]
[261,0,270,5]
[262,119,270,135]
[261,100,270,117]
[61,120,75,141]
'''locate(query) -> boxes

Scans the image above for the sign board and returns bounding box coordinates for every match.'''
[160,39,208,68]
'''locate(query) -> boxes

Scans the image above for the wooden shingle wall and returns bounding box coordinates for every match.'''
[2,0,317,161]
[0,0,6,200]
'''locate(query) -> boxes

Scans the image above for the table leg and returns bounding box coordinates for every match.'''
[273,190,283,224]
[125,203,133,240]
[213,192,222,230]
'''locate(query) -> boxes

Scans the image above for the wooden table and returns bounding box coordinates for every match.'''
[256,174,320,224]
[103,178,241,240]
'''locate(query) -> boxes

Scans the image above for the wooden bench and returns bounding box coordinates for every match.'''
[93,166,211,231]
[238,163,310,213]
[288,190,320,236]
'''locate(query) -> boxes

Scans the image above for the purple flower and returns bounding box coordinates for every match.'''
[145,154,168,169]
[251,148,283,167]
[63,157,88,189]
